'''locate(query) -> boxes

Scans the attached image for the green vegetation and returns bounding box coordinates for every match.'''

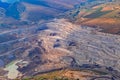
[21,69,109,80]
[21,70,79,80]
[102,10,120,19]
[84,7,112,18]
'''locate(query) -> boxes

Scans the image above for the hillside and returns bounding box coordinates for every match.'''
[0,19,120,79]
[0,0,120,80]
[74,2,120,34]
[0,0,85,21]
[22,69,115,80]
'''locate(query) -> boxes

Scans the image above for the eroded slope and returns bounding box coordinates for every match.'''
[0,19,120,79]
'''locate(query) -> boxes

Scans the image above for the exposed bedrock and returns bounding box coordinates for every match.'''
[1,19,120,79]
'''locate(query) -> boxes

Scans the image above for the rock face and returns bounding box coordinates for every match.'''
[37,18,120,70]
[0,19,120,79]
[16,19,120,78]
